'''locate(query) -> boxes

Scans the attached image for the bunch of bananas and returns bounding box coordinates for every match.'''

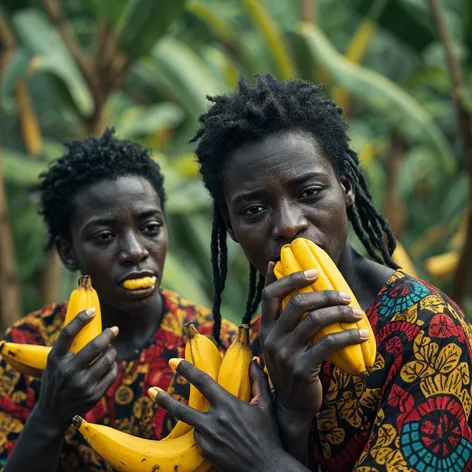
[0,275,102,376]
[274,238,377,376]
[73,324,253,471]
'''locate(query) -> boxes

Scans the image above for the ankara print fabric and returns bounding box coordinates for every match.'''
[308,270,472,472]
[0,289,250,472]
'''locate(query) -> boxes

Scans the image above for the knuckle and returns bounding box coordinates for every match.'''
[174,400,188,420]
[289,294,305,310]
[261,287,272,303]
[278,346,291,363]
[320,333,336,351]
[60,326,74,341]
[87,340,100,355]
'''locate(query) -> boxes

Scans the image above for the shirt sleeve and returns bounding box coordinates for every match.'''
[354,297,472,471]
[0,321,44,469]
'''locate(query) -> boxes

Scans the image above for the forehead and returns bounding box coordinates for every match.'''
[223,130,335,197]
[72,175,161,217]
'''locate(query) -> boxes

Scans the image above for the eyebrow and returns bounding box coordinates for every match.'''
[231,171,326,204]
[82,209,163,230]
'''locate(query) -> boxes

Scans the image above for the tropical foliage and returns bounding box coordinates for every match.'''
[0,0,471,329]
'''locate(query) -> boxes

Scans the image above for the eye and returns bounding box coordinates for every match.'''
[299,187,321,199]
[242,205,266,217]
[142,222,161,234]
[94,231,114,242]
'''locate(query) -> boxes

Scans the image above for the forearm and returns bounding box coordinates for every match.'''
[3,407,67,472]
[276,405,314,464]
[261,448,312,472]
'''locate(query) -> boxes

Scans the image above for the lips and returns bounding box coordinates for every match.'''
[119,270,156,286]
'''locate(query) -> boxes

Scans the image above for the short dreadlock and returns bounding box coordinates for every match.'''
[191,74,398,344]
[38,127,166,249]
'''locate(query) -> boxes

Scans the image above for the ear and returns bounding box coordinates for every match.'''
[339,175,355,209]
[55,237,78,272]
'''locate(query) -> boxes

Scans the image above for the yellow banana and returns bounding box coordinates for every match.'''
[274,238,376,376]
[217,324,253,402]
[0,342,50,377]
[73,416,206,472]
[122,276,156,290]
[64,275,102,354]
[0,275,102,376]
[165,323,222,440]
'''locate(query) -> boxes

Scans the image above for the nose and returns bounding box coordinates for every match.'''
[118,231,149,265]
[272,202,308,240]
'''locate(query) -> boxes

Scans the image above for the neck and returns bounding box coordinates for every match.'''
[101,291,164,358]
[338,243,395,311]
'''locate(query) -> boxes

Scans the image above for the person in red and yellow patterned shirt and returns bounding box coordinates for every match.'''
[0,129,251,472]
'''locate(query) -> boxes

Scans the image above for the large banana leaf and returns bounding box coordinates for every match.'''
[119,0,187,58]
[147,36,224,117]
[11,9,93,117]
[1,49,32,99]
[295,22,456,176]
[118,103,185,139]
[353,0,435,53]
[3,149,47,185]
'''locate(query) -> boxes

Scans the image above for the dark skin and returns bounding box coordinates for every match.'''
[4,175,169,472]
[155,129,394,469]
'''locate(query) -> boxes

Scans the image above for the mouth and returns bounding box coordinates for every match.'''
[119,271,157,292]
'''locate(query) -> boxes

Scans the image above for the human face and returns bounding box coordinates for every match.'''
[57,175,168,314]
[222,130,355,275]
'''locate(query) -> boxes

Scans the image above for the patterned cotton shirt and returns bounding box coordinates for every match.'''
[306,270,472,471]
[0,289,244,471]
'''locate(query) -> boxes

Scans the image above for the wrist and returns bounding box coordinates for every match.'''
[276,402,315,429]
[31,404,70,436]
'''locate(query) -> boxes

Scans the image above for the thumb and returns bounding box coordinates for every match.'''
[249,357,273,408]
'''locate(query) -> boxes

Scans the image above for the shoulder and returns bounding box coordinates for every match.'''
[3,302,68,346]
[369,270,472,353]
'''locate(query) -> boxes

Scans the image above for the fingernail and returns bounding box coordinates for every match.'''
[352,307,364,318]
[169,358,183,370]
[359,329,369,338]
[303,269,318,279]
[110,326,119,336]
[148,386,163,401]
[85,308,96,317]
[340,292,351,302]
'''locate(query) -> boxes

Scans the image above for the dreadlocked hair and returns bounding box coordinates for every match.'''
[191,73,398,341]
[37,127,166,250]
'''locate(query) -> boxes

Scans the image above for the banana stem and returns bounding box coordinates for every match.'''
[79,275,92,289]
[72,415,83,429]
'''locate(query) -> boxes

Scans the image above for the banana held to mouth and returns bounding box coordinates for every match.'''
[122,276,156,291]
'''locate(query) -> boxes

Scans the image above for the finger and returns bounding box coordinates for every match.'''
[71,327,119,369]
[95,362,119,397]
[276,290,352,335]
[53,308,97,356]
[83,346,117,382]
[304,328,369,368]
[249,358,272,408]
[168,358,225,404]
[260,263,318,336]
[292,305,364,345]
[149,387,205,429]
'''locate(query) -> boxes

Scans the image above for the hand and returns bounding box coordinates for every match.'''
[35,308,119,431]
[260,262,368,418]
[150,358,287,472]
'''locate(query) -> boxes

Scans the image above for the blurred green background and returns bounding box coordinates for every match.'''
[0,0,471,331]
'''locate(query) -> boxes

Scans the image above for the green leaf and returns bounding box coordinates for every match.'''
[1,49,32,97]
[353,0,435,53]
[3,148,47,185]
[161,250,210,307]
[119,0,187,58]
[295,22,456,175]
[119,102,185,139]
[12,9,93,116]
[146,36,224,117]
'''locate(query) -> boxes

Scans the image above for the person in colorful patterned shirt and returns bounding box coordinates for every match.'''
[149,74,472,472]
[0,129,245,472]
